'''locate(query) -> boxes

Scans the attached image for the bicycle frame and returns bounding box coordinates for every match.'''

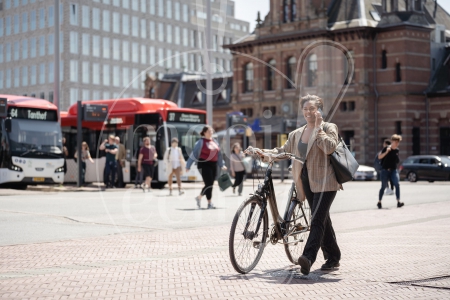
[249,159,310,243]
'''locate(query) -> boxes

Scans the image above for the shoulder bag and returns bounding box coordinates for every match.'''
[323,123,359,184]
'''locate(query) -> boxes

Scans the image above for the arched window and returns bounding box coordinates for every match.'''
[291,0,296,21]
[381,50,387,69]
[286,56,296,89]
[244,62,254,92]
[267,59,276,91]
[283,0,289,23]
[307,54,317,87]
[395,63,401,82]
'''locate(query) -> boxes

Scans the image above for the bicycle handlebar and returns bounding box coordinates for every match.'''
[244,147,304,163]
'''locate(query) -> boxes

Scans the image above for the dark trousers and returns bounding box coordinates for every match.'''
[232,171,245,194]
[116,160,124,187]
[198,161,217,200]
[81,161,86,185]
[301,165,340,264]
[104,160,117,187]
[379,169,400,200]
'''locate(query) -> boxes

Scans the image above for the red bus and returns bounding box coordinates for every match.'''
[0,95,65,188]
[61,97,207,187]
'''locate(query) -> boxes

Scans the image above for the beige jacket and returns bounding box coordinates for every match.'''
[163,147,186,176]
[265,121,341,201]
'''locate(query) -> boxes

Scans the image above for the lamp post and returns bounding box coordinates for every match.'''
[54,0,60,119]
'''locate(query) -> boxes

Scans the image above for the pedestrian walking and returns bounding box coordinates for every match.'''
[230,143,246,196]
[99,135,118,188]
[74,141,94,186]
[186,125,227,209]
[115,136,126,188]
[377,134,404,209]
[137,137,157,193]
[62,137,68,175]
[163,137,186,196]
[375,139,395,195]
[249,94,342,275]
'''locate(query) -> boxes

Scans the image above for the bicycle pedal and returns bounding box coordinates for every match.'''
[253,241,261,249]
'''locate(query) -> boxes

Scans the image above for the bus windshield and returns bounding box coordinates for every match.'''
[8,119,63,158]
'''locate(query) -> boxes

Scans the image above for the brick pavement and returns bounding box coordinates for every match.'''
[1,200,450,299]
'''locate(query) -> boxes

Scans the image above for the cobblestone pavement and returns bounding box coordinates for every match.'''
[1,199,449,299]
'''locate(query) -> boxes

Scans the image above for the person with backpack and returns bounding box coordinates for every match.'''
[163,137,186,196]
[229,143,246,196]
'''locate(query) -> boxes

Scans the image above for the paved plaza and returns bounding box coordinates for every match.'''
[0,181,449,299]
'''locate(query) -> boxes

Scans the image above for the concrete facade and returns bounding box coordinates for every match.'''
[0,0,249,110]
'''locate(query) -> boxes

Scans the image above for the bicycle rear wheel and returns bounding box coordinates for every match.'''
[283,199,311,264]
[229,196,268,274]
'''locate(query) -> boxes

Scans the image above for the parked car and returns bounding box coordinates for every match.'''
[354,165,377,181]
[399,155,450,182]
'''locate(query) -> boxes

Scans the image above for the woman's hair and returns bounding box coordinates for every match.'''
[171,137,179,143]
[231,143,241,153]
[82,141,90,152]
[143,136,150,142]
[391,134,402,142]
[200,125,213,136]
[300,94,324,110]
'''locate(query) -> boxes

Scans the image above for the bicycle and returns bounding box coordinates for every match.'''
[228,148,312,274]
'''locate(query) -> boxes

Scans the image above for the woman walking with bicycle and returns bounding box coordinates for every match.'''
[258,94,341,275]
[186,125,227,209]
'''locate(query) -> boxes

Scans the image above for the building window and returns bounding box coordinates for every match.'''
[167,24,172,43]
[48,34,54,55]
[113,66,120,87]
[150,0,155,14]
[14,67,19,87]
[340,101,347,112]
[122,14,130,35]
[39,63,45,84]
[307,53,317,87]
[48,6,54,27]
[150,21,155,40]
[132,68,139,89]
[175,26,180,45]
[70,4,78,26]
[102,10,110,32]
[286,56,296,89]
[69,88,78,105]
[395,121,402,134]
[92,8,100,30]
[70,60,78,82]
[122,41,129,61]
[123,0,129,9]
[48,62,54,83]
[158,0,164,17]
[70,32,78,54]
[100,38,109,59]
[5,43,11,62]
[39,36,45,56]
[21,67,28,86]
[132,42,139,63]
[30,10,36,30]
[92,63,100,85]
[140,19,146,38]
[283,0,289,23]
[13,41,19,60]
[112,12,120,33]
[167,0,172,18]
[22,12,28,32]
[30,38,36,57]
[21,40,28,59]
[291,0,296,21]
[39,8,45,29]
[183,4,189,22]
[244,62,254,92]
[395,63,401,82]
[82,62,89,84]
[158,23,164,42]
[183,28,188,47]
[103,64,110,86]
[82,33,89,55]
[174,2,180,20]
[150,46,155,65]
[49,91,54,103]
[40,92,45,100]
[381,50,387,69]
[348,101,355,111]
[267,59,276,91]
[0,71,4,89]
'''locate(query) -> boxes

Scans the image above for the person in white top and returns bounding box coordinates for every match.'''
[163,137,186,195]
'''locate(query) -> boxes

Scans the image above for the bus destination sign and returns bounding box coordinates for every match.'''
[167,112,205,124]
[83,104,108,122]
[8,107,57,121]
[0,98,6,118]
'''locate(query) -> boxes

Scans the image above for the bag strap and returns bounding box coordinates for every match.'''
[322,122,349,150]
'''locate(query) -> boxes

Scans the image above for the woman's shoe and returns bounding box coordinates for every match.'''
[232,187,235,194]
[207,203,216,209]
[321,260,340,271]
[179,190,185,195]
[169,189,172,196]
[298,255,311,275]
[195,196,201,209]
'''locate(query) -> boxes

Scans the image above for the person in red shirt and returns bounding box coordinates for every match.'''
[137,137,157,193]
[186,125,226,209]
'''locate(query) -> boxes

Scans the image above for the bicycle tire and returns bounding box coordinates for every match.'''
[283,199,311,264]
[229,196,268,274]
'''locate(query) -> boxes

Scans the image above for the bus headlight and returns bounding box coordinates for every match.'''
[54,166,65,173]
[10,165,23,172]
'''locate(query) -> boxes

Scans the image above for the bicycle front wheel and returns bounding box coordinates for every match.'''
[229,196,268,274]
[283,199,311,264]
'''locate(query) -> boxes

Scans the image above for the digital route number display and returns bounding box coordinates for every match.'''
[8,107,57,121]
[0,98,6,118]
[167,112,206,124]
[83,104,108,122]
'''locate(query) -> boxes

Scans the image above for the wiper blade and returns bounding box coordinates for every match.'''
[20,149,61,158]
[20,149,37,157]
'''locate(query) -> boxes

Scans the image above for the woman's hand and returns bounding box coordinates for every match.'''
[221,166,227,171]
[186,168,190,173]
[231,171,235,177]
[315,110,323,128]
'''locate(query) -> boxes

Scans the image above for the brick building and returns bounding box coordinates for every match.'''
[225,0,450,165]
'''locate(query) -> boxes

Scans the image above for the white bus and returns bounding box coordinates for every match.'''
[0,95,65,189]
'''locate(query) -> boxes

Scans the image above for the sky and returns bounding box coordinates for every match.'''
[234,0,450,33]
